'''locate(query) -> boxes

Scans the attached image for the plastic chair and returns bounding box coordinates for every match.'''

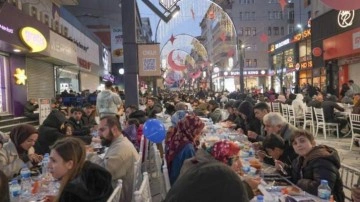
[271,102,281,113]
[133,152,143,193]
[107,179,123,202]
[349,114,360,150]
[303,107,314,134]
[280,103,289,122]
[162,154,171,194]
[133,172,152,202]
[287,105,296,126]
[313,108,339,139]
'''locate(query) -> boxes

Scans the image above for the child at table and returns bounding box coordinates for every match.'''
[290,130,345,202]
[44,137,113,202]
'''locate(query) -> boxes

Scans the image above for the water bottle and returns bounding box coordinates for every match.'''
[256,195,264,202]
[318,179,331,201]
[42,153,49,175]
[20,165,32,198]
[9,179,21,199]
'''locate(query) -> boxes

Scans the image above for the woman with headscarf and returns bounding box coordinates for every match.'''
[165,115,205,185]
[179,140,259,200]
[0,124,43,178]
[237,101,261,140]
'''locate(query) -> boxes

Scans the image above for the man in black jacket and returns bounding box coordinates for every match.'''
[321,95,347,136]
[24,99,39,120]
[68,107,91,137]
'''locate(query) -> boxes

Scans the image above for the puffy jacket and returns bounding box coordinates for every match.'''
[59,161,113,202]
[96,89,122,117]
[291,145,345,202]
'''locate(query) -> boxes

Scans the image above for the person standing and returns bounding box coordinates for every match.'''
[96,81,122,118]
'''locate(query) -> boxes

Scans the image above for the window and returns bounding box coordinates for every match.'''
[273,27,279,35]
[244,12,250,21]
[288,10,294,20]
[239,12,243,21]
[252,12,256,20]
[288,25,294,34]
[307,11,311,19]
[253,59,257,67]
[268,27,272,36]
[246,59,251,67]
[252,27,256,36]
[280,27,284,35]
[239,27,243,36]
[245,27,251,36]
[268,11,273,20]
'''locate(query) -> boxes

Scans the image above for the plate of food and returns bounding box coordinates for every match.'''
[281,186,304,196]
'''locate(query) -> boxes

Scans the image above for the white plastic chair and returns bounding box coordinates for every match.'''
[287,105,296,126]
[280,103,289,122]
[133,152,143,193]
[303,107,314,134]
[133,172,152,202]
[107,179,123,202]
[313,108,339,139]
[271,102,281,113]
[162,154,171,193]
[349,114,360,150]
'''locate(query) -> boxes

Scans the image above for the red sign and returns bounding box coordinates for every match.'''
[320,0,360,10]
[77,58,91,70]
[312,47,322,57]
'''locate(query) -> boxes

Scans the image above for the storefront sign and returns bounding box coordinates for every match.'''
[49,31,77,64]
[338,10,355,28]
[293,29,311,42]
[78,58,91,71]
[14,68,27,85]
[300,61,313,69]
[102,74,114,83]
[138,44,161,76]
[353,31,360,50]
[0,23,14,34]
[19,27,47,53]
[274,39,290,50]
[38,98,51,125]
[102,48,111,73]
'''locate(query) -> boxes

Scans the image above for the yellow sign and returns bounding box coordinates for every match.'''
[293,29,311,42]
[19,27,47,52]
[14,68,27,85]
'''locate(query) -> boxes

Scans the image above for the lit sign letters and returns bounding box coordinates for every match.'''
[19,27,47,52]
[338,10,355,28]
[0,23,14,34]
[293,29,311,42]
[275,39,290,50]
[300,61,313,69]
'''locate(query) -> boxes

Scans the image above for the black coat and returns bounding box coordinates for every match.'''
[68,117,91,137]
[291,145,345,202]
[59,161,113,202]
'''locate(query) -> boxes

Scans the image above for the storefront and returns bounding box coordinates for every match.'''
[269,28,312,93]
[312,9,360,93]
[0,53,10,113]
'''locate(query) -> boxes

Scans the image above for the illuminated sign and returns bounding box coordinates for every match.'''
[338,10,355,28]
[19,27,47,52]
[14,68,27,85]
[293,29,311,42]
[275,39,290,50]
[288,63,294,68]
[0,23,14,34]
[300,61,313,69]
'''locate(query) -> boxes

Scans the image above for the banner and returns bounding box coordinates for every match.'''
[38,98,51,125]
[138,44,161,77]
[110,27,124,63]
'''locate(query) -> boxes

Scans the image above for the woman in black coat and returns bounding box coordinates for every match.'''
[290,130,345,202]
[237,101,261,141]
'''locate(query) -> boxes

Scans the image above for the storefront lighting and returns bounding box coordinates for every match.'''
[224,72,228,76]
[261,70,265,75]
[213,66,220,73]
[119,68,124,75]
[282,68,287,73]
[228,57,233,68]
[202,71,206,78]
[13,49,21,53]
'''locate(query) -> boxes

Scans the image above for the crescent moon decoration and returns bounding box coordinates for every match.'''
[167,50,187,71]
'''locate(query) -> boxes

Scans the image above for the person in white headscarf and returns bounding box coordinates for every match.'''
[292,94,306,118]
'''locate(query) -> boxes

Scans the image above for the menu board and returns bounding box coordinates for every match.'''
[38,98,51,125]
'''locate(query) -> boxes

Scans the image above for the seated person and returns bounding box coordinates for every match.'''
[322,95,347,136]
[207,100,222,123]
[81,103,97,128]
[290,130,345,202]
[165,115,205,185]
[45,137,113,202]
[261,134,298,173]
[67,108,91,137]
[180,140,260,200]
[0,124,43,178]
[164,161,249,202]
[24,98,39,120]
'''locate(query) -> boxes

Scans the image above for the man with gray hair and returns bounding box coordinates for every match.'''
[262,112,298,142]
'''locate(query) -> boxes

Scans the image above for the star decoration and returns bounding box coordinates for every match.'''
[169,34,176,45]
[14,68,27,85]
[278,0,287,11]
[260,33,269,43]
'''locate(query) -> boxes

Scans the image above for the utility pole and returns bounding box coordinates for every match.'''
[122,0,139,106]
[238,38,245,93]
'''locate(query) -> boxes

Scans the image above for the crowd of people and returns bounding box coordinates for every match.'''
[1,79,360,201]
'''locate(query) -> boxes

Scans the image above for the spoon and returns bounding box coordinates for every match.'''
[278,164,288,176]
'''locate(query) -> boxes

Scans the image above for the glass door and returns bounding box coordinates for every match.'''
[0,55,10,113]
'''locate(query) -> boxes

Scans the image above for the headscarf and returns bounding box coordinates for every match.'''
[166,115,204,168]
[9,124,38,154]
[171,110,189,126]
[209,140,240,165]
